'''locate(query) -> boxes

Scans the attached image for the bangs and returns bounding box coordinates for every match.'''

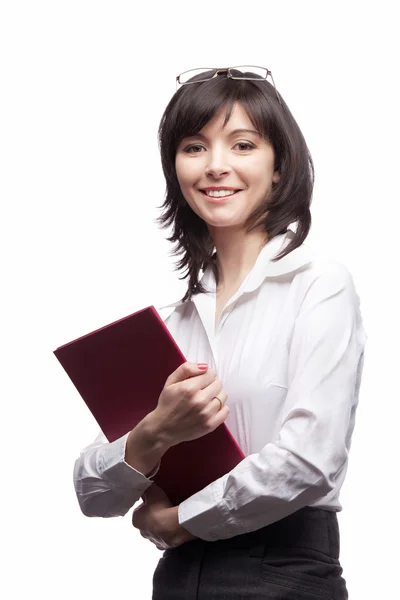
[165,77,280,150]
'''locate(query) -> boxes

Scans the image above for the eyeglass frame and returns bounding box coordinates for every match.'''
[176,66,282,106]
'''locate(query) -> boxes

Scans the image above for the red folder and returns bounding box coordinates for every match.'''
[54,306,245,504]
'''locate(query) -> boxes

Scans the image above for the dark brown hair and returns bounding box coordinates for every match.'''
[156,69,314,302]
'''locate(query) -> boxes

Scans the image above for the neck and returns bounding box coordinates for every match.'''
[210,228,268,292]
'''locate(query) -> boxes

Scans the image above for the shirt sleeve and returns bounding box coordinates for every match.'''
[73,306,175,519]
[178,262,367,541]
[73,431,160,517]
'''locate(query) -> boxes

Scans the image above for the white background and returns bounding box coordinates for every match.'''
[1,1,398,598]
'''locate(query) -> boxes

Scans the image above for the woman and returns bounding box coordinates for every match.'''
[74,66,367,599]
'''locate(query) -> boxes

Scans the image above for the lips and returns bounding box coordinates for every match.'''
[200,190,242,196]
[200,189,242,193]
[200,190,242,204]
[201,188,241,191]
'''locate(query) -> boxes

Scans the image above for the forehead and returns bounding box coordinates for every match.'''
[199,102,255,135]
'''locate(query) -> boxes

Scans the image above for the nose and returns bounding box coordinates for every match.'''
[205,148,231,178]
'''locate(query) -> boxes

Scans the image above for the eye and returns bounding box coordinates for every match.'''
[183,144,204,154]
[183,142,256,153]
[236,142,256,151]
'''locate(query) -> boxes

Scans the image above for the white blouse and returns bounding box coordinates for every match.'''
[73,230,367,542]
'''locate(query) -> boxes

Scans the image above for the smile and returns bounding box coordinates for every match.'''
[202,189,240,198]
[200,189,242,200]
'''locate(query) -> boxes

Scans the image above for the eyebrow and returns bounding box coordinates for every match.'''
[186,128,261,140]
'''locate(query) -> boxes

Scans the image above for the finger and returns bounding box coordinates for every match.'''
[132,511,142,528]
[214,388,228,404]
[165,362,207,385]
[132,505,147,529]
[204,377,224,397]
[208,404,230,429]
[204,380,228,408]
[211,389,228,412]
[166,362,216,387]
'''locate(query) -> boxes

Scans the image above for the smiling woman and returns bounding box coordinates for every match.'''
[73,66,366,600]
[157,67,314,302]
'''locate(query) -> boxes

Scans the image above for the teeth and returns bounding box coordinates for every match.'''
[204,189,237,197]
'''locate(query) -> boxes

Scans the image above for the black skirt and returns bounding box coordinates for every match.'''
[152,507,348,599]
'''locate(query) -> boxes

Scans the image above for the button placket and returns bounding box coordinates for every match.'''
[215,300,237,337]
[192,292,220,371]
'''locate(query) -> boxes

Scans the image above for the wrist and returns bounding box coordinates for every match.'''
[167,507,197,546]
[144,409,174,451]
[176,524,197,545]
[125,413,171,476]
[146,408,177,450]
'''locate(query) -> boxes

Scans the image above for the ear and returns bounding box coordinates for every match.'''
[273,171,280,184]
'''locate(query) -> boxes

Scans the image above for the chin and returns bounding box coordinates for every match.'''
[206,219,243,230]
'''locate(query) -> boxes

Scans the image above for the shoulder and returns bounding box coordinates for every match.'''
[292,261,366,352]
[291,242,357,292]
[285,245,363,318]
[290,252,367,351]
[302,257,354,289]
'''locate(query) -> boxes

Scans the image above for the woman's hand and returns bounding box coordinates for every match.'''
[124,363,229,477]
[132,484,197,550]
[152,362,230,448]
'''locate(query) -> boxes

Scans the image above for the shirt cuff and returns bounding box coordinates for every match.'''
[97,433,156,491]
[178,475,234,541]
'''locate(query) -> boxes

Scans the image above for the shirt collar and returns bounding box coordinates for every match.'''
[159,228,314,311]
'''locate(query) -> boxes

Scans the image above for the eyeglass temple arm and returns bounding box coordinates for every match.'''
[176,69,283,106]
[268,71,282,106]
[176,67,227,87]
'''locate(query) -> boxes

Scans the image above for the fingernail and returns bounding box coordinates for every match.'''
[197,363,208,370]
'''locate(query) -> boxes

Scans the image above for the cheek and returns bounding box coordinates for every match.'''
[250,165,275,190]
[176,157,202,188]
